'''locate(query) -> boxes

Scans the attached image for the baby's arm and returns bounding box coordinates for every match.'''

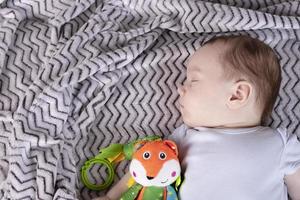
[93,172,131,200]
[285,168,300,200]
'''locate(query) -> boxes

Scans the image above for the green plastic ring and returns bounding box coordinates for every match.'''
[81,157,115,190]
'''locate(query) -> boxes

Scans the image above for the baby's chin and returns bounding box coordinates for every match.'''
[182,117,221,128]
[182,118,205,128]
[180,110,219,128]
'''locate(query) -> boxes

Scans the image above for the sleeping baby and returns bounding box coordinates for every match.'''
[95,35,300,200]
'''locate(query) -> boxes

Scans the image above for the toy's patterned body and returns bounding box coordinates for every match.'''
[136,185,166,200]
[138,185,178,200]
[120,179,178,200]
[120,140,180,200]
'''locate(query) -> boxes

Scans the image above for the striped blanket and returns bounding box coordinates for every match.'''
[0,0,299,199]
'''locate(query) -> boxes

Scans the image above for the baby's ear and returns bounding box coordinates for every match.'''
[163,140,178,156]
[227,80,253,109]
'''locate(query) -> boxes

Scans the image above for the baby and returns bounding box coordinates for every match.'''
[95,35,300,200]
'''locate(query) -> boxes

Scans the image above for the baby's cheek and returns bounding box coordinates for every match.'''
[171,171,176,177]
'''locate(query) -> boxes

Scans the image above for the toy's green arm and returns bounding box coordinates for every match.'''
[119,183,143,200]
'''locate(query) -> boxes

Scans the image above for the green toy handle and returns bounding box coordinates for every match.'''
[81,135,161,190]
[81,157,115,190]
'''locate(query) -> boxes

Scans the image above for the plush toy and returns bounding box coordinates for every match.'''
[121,140,181,200]
[81,136,181,200]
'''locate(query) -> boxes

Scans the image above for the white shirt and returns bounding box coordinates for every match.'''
[169,124,300,200]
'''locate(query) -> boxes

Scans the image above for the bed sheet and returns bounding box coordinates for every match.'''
[0,0,299,199]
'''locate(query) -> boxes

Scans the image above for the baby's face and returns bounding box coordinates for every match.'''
[178,43,233,128]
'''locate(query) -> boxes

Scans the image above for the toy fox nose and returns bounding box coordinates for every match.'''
[147,176,154,180]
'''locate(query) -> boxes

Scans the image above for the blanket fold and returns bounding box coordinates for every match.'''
[0,0,299,199]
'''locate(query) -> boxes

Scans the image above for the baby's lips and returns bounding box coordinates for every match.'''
[179,102,184,108]
[177,99,183,108]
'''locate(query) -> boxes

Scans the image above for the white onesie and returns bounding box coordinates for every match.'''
[169,124,300,200]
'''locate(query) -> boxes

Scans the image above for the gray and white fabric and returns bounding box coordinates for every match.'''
[0,0,299,199]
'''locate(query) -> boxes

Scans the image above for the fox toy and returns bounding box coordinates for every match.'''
[81,137,181,200]
[120,140,181,200]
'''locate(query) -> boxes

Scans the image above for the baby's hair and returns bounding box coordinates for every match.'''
[203,35,282,123]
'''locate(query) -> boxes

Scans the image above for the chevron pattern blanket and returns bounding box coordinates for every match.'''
[0,0,299,199]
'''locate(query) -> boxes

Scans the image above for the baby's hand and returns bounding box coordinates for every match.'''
[92,196,111,200]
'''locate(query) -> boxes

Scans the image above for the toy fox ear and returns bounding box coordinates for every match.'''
[164,140,178,156]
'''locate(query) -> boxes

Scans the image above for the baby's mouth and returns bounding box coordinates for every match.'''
[161,179,168,184]
[178,100,183,108]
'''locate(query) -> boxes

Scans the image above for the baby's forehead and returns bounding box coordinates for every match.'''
[186,44,226,68]
[196,42,225,56]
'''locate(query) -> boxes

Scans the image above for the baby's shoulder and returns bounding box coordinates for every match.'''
[168,124,189,144]
[274,127,294,145]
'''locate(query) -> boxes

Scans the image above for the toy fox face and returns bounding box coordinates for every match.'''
[129,140,181,187]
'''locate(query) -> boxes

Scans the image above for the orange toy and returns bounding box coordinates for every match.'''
[120,140,181,200]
